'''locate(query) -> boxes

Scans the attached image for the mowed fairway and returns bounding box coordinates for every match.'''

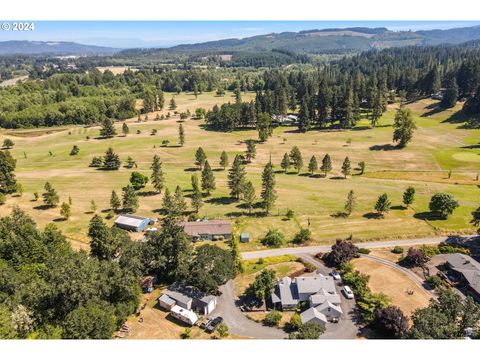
[1,93,479,250]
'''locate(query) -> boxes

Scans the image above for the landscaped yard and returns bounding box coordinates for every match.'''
[352,258,432,317]
[1,94,479,250]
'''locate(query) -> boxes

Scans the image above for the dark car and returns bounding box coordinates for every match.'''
[205,316,223,333]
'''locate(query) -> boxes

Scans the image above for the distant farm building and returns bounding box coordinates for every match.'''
[272,114,298,126]
[114,214,153,232]
[180,220,232,241]
[240,233,250,243]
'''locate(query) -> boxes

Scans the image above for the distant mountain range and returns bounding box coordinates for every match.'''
[0,41,119,56]
[2,25,480,57]
[162,25,480,54]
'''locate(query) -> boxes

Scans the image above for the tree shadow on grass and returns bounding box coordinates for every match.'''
[421,105,445,117]
[390,205,407,210]
[137,190,158,197]
[52,217,67,222]
[184,167,199,172]
[330,176,347,180]
[369,144,400,151]
[205,196,237,205]
[363,212,384,219]
[33,204,55,211]
[331,212,348,218]
[413,211,446,221]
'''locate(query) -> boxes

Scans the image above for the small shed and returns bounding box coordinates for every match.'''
[240,233,250,243]
[140,275,155,293]
[158,294,176,310]
[114,214,151,232]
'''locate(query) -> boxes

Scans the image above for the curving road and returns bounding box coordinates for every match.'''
[241,236,451,260]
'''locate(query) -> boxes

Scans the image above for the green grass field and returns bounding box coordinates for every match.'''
[1,93,479,250]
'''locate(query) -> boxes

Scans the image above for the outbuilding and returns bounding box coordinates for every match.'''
[114,214,152,232]
[181,220,232,241]
[158,294,176,310]
[240,233,250,243]
[193,295,217,315]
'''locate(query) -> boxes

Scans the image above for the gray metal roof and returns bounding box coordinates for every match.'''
[158,294,176,306]
[444,253,480,294]
[115,214,150,228]
[300,307,327,325]
[295,275,336,295]
[165,290,193,306]
[316,301,343,316]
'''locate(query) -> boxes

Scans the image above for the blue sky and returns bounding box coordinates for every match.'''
[1,21,480,48]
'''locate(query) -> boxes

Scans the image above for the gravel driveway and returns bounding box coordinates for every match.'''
[214,280,287,339]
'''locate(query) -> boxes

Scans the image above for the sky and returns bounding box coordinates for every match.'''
[1,21,480,48]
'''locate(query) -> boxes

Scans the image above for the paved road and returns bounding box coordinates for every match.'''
[214,280,286,339]
[241,236,449,260]
[298,254,361,339]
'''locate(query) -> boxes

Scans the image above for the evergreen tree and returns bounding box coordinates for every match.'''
[173,186,187,215]
[191,179,203,213]
[69,145,80,156]
[201,161,216,196]
[280,153,290,173]
[195,147,207,170]
[228,155,246,200]
[129,172,148,190]
[122,185,139,212]
[110,190,121,211]
[403,187,416,207]
[42,182,59,207]
[308,155,318,175]
[375,193,391,217]
[2,139,14,149]
[179,123,185,146]
[257,112,272,142]
[371,90,383,127]
[90,199,97,213]
[261,162,277,215]
[169,97,177,110]
[320,154,332,177]
[103,148,121,170]
[298,97,311,132]
[220,151,229,170]
[122,122,129,136]
[0,150,17,194]
[393,108,417,148]
[340,87,355,129]
[150,155,165,194]
[344,190,356,216]
[60,202,71,220]
[290,146,303,174]
[99,119,117,138]
[316,80,331,128]
[341,156,351,179]
[358,161,366,175]
[245,139,256,162]
[162,188,174,214]
[242,180,256,215]
[441,78,459,109]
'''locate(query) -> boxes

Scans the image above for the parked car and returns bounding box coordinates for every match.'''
[206,316,223,333]
[331,317,339,323]
[343,285,354,299]
[330,271,341,280]
[199,317,213,329]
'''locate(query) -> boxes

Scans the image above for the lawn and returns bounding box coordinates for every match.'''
[352,258,431,317]
[0,94,479,250]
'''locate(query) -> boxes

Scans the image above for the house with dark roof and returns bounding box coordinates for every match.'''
[159,283,218,315]
[180,220,232,241]
[444,253,480,296]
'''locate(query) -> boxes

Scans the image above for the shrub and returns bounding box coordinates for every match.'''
[105,210,114,220]
[392,246,404,254]
[264,310,282,327]
[0,194,6,205]
[292,228,312,244]
[301,260,316,273]
[216,323,229,338]
[289,323,325,339]
[287,313,302,332]
[426,275,442,289]
[327,239,359,266]
[286,209,295,219]
[261,229,285,248]
[358,248,371,254]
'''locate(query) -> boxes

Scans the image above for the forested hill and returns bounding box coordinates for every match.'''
[0,41,119,56]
